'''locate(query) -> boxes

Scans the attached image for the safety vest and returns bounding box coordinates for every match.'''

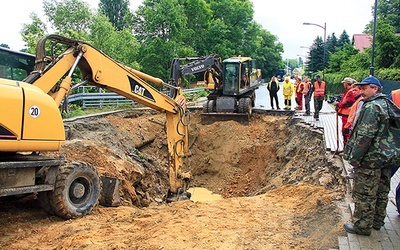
[302,81,310,95]
[338,89,353,116]
[344,96,363,130]
[313,81,325,97]
[296,81,304,93]
[392,89,400,107]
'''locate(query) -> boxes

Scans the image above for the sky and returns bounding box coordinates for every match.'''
[0,0,374,59]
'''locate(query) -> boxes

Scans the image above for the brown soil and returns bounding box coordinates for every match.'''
[0,109,348,250]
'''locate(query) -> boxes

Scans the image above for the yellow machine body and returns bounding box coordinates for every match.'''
[0,35,190,200]
[0,79,64,152]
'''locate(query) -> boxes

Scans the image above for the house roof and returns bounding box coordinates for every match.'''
[352,34,372,52]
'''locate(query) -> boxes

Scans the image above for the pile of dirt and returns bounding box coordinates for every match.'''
[0,109,348,249]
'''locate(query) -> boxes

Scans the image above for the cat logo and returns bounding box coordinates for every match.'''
[134,84,146,96]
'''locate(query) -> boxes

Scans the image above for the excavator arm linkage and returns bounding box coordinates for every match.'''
[26,35,191,200]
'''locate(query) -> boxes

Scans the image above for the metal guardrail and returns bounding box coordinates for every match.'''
[67,87,204,108]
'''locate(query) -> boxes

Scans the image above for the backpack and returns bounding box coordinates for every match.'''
[384,97,400,166]
[385,98,400,128]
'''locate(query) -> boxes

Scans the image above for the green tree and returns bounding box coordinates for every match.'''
[179,0,212,55]
[99,0,130,31]
[377,0,400,33]
[43,0,92,40]
[205,0,254,58]
[254,28,283,78]
[89,13,140,69]
[133,0,193,80]
[375,19,400,68]
[20,13,47,54]
[21,0,140,75]
[305,36,324,74]
[326,43,358,73]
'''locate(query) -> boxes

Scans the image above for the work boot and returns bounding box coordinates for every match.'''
[372,225,381,230]
[346,168,355,179]
[343,223,371,236]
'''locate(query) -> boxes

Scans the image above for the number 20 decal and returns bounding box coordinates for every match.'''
[29,106,40,118]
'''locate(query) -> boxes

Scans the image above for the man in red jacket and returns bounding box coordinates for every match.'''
[335,77,357,145]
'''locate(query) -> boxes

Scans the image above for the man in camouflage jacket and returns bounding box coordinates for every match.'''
[343,76,400,236]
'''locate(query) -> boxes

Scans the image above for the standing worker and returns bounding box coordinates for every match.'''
[267,76,280,109]
[343,84,363,179]
[388,88,400,105]
[295,76,304,110]
[282,77,294,110]
[335,77,357,145]
[313,75,326,121]
[303,76,312,115]
[343,76,400,236]
[388,88,400,176]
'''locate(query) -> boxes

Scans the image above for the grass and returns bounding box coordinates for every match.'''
[62,103,135,119]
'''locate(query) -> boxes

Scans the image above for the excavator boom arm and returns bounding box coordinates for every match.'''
[26,35,190,198]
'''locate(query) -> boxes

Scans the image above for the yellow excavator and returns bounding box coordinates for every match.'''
[0,35,191,218]
[169,54,262,122]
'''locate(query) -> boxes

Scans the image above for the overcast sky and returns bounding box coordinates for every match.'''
[0,0,374,59]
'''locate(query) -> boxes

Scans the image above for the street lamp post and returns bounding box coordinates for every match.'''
[300,46,313,73]
[297,54,306,72]
[303,22,326,79]
[370,0,378,76]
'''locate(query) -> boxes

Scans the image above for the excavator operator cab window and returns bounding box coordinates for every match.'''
[0,47,35,81]
[223,63,239,94]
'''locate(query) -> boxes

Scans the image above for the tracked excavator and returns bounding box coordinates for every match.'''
[170,54,261,122]
[0,35,191,219]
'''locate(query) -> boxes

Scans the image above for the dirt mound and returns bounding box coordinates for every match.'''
[0,109,347,249]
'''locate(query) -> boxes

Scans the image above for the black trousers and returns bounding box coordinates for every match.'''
[269,92,279,108]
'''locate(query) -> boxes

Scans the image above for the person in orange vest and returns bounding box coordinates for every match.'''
[343,84,363,179]
[302,76,312,115]
[388,88,400,177]
[335,77,357,145]
[313,75,326,121]
[343,84,363,141]
[295,76,304,110]
[388,88,400,106]
[282,77,294,110]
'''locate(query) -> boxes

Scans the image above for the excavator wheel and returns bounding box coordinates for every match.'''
[208,100,216,112]
[37,191,55,215]
[203,100,215,113]
[49,162,101,219]
[238,97,252,116]
[202,100,209,113]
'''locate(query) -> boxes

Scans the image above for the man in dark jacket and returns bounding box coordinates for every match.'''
[267,76,280,109]
[343,76,400,236]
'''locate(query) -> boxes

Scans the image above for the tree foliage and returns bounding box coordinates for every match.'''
[375,19,400,69]
[20,0,141,71]
[99,0,130,31]
[377,0,400,33]
[43,0,92,40]
[21,13,48,54]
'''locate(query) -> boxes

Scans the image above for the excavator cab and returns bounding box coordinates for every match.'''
[202,56,260,122]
